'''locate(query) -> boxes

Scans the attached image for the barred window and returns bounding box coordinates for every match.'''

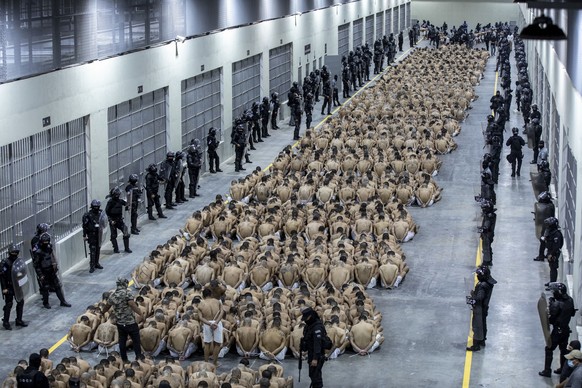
[108,88,167,194]
[353,18,363,48]
[181,68,223,167]
[338,23,350,58]
[376,12,384,40]
[366,16,374,46]
[0,118,88,254]
[232,54,262,120]
[269,44,293,99]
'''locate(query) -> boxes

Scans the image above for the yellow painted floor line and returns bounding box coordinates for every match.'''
[463,64,499,387]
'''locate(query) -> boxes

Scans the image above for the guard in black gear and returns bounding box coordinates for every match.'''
[542,217,564,285]
[479,200,496,267]
[105,188,132,254]
[31,233,71,309]
[207,128,222,173]
[321,65,330,85]
[31,223,49,249]
[82,199,105,273]
[1,244,27,329]
[341,64,350,98]
[16,353,49,388]
[321,80,332,116]
[144,164,166,220]
[232,123,247,172]
[398,31,404,51]
[251,102,262,143]
[124,174,142,235]
[314,70,322,102]
[288,81,301,127]
[291,93,303,140]
[530,119,543,164]
[187,140,202,198]
[539,282,575,377]
[270,92,280,130]
[159,152,177,208]
[174,151,188,204]
[260,97,271,138]
[533,193,556,262]
[490,91,504,111]
[506,127,525,177]
[301,307,327,388]
[304,93,314,129]
[332,75,341,106]
[466,266,496,351]
[539,160,552,188]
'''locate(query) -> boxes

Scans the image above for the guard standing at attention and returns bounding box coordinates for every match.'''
[1,244,28,329]
[159,152,178,208]
[82,199,105,273]
[144,164,167,220]
[187,140,202,198]
[32,233,71,309]
[542,217,564,286]
[207,128,222,173]
[466,266,496,352]
[174,151,188,204]
[270,92,280,130]
[105,188,132,254]
[539,282,575,378]
[301,307,328,388]
[124,174,142,235]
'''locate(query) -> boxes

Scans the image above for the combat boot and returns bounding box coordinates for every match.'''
[15,320,27,327]
[123,237,132,253]
[89,258,95,273]
[3,321,11,330]
[147,208,156,221]
[111,239,120,254]
[56,287,71,307]
[245,155,252,164]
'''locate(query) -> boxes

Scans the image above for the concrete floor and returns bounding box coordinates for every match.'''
[0,40,554,388]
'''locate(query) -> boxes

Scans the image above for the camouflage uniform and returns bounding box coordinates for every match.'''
[108,282,141,361]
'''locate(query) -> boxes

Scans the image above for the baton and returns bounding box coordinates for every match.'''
[83,239,88,259]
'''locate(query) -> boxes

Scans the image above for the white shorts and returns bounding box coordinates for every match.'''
[236,344,259,357]
[259,346,287,362]
[203,321,223,344]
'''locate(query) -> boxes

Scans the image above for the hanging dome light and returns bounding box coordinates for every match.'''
[519,14,567,40]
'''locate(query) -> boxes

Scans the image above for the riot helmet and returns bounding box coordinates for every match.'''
[166,151,175,160]
[36,223,50,235]
[476,267,487,282]
[322,65,328,72]
[512,127,519,135]
[271,92,278,99]
[539,160,550,171]
[110,187,121,198]
[8,244,19,256]
[209,127,216,136]
[538,191,552,203]
[532,104,538,110]
[544,216,559,230]
[90,199,101,210]
[538,140,545,148]
[147,164,158,173]
[532,118,540,124]
[175,151,183,160]
[548,282,567,298]
[39,233,51,245]
[292,81,298,88]
[128,174,138,184]
[263,96,269,104]
[487,115,494,122]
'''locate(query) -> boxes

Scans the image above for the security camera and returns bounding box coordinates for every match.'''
[176,35,186,43]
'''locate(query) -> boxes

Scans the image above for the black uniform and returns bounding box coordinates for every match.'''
[545,227,564,283]
[292,95,303,140]
[186,144,202,197]
[31,237,70,308]
[1,250,25,328]
[144,166,166,219]
[341,65,350,98]
[541,287,575,376]
[260,98,271,138]
[301,308,327,388]
[82,205,104,272]
[468,280,492,349]
[159,155,177,207]
[105,194,131,253]
[270,93,280,130]
[207,130,221,173]
[233,125,247,172]
[17,356,49,388]
[399,32,404,51]
[321,81,332,116]
[251,103,262,143]
[174,152,188,204]
[304,94,314,129]
[506,132,525,177]
[332,76,341,106]
[124,182,142,234]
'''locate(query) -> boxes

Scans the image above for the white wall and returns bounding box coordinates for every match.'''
[518,5,582,327]
[411,1,519,28]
